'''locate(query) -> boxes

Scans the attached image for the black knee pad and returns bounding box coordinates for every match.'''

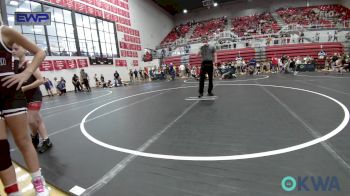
[0,140,12,171]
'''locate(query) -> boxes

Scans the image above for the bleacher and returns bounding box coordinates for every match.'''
[161,24,191,45]
[190,18,226,39]
[277,5,350,28]
[216,48,256,63]
[232,13,280,37]
[159,4,350,48]
[187,48,256,65]
[163,56,182,65]
[266,42,344,65]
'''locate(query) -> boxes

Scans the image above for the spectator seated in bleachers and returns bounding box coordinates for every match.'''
[150,68,166,80]
[220,63,237,79]
[232,12,280,37]
[277,5,350,28]
[161,24,191,46]
[191,17,226,39]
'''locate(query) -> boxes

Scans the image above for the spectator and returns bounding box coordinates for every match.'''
[271,57,279,73]
[169,64,176,80]
[289,59,297,74]
[315,32,320,42]
[328,32,332,42]
[43,77,54,97]
[139,69,144,80]
[72,74,82,93]
[300,31,304,43]
[191,67,197,79]
[334,31,338,42]
[134,69,139,80]
[179,64,186,77]
[93,74,100,87]
[57,77,67,95]
[318,50,327,59]
[129,69,134,82]
[144,67,149,80]
[107,80,114,88]
[99,74,104,83]
[114,70,122,86]
[53,77,60,95]
[80,69,91,92]
[185,65,191,77]
[346,32,350,41]
[332,53,339,67]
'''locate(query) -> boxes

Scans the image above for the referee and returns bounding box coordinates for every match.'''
[198,36,216,98]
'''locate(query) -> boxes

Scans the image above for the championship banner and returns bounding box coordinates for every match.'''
[53,60,67,70]
[39,60,54,71]
[66,59,78,69]
[115,60,127,67]
[77,59,89,68]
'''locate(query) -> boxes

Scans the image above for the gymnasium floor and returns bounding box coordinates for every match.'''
[9,73,350,196]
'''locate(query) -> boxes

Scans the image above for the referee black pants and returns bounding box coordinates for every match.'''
[199,60,213,95]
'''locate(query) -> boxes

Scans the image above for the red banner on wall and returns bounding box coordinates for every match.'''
[77,59,89,68]
[53,60,67,70]
[39,60,54,72]
[115,60,127,67]
[66,59,78,69]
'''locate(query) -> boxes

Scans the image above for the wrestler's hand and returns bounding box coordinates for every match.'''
[1,70,31,90]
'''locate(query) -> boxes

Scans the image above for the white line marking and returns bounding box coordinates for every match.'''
[185,97,217,101]
[49,92,167,137]
[184,75,269,84]
[296,80,350,96]
[10,92,166,152]
[70,186,86,196]
[41,96,123,118]
[81,101,199,195]
[297,74,350,79]
[41,91,113,111]
[80,84,349,161]
[42,90,108,104]
[259,84,350,172]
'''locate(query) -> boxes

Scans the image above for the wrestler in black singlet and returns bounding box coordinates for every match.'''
[0,25,27,118]
[16,61,43,105]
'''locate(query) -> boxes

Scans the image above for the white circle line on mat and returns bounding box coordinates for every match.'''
[297,74,350,79]
[80,84,349,161]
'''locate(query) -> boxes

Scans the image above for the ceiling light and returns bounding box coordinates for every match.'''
[183,9,188,14]
[213,2,218,7]
[16,8,31,12]
[8,16,15,22]
[9,0,19,6]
